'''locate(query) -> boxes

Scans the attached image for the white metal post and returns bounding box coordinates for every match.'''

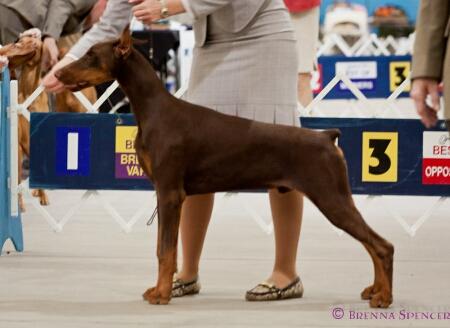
[9,80,19,217]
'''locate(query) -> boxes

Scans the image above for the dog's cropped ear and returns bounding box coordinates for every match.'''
[114,25,132,58]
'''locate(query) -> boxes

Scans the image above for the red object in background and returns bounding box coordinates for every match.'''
[284,0,321,13]
[312,64,323,94]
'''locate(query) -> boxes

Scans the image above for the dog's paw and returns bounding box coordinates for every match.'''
[143,286,170,305]
[142,287,156,301]
[31,190,50,206]
[361,285,380,300]
[19,194,26,212]
[369,291,392,308]
[39,193,50,206]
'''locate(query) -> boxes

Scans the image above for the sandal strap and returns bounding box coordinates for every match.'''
[172,277,198,291]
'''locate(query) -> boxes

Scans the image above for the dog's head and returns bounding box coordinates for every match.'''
[0,35,42,69]
[55,26,134,92]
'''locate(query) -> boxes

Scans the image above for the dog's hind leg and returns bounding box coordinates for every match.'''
[311,194,394,308]
[300,149,394,308]
[360,243,389,302]
[143,186,185,305]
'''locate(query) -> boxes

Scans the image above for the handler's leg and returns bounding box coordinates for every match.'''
[176,193,214,282]
[298,73,313,107]
[291,6,319,108]
[246,190,303,301]
[267,189,303,287]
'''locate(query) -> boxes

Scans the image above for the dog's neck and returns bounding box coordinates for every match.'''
[18,57,42,99]
[115,49,171,125]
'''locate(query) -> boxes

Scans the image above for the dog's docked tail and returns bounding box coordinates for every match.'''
[322,129,341,142]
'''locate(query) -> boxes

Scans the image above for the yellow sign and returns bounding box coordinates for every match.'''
[362,132,398,182]
[115,126,138,153]
[115,126,146,179]
[390,62,411,92]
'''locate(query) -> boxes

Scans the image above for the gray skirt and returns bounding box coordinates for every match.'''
[184,34,300,127]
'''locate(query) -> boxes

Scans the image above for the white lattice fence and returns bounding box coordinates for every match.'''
[318,33,414,57]
[11,55,448,237]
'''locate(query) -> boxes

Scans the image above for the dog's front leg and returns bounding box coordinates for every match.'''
[143,187,185,305]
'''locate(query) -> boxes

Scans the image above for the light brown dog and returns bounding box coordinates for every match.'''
[1,34,98,211]
[1,35,50,210]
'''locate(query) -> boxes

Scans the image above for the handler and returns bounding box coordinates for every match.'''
[411,0,450,133]
[44,0,306,301]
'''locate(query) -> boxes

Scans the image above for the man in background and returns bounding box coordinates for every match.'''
[411,0,450,133]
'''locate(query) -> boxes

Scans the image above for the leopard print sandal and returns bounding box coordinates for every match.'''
[172,276,201,298]
[245,276,304,301]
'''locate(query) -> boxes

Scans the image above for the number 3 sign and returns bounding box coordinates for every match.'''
[389,62,411,92]
[362,132,398,182]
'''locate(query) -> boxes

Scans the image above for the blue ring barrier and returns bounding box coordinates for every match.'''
[30,113,450,197]
[0,69,23,254]
[314,55,412,99]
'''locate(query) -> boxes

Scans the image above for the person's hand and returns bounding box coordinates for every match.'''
[129,0,163,25]
[0,55,8,69]
[42,56,75,93]
[411,78,441,128]
[20,28,42,39]
[42,37,60,70]
[129,0,185,25]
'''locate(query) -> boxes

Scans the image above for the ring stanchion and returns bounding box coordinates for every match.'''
[0,69,23,254]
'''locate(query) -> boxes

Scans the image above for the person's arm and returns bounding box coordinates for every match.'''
[43,0,77,41]
[69,0,133,59]
[41,0,76,68]
[129,0,232,25]
[41,0,97,69]
[411,0,450,128]
[43,0,133,92]
[411,0,450,80]
[129,0,187,24]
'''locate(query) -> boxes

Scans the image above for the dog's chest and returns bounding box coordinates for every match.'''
[134,136,153,180]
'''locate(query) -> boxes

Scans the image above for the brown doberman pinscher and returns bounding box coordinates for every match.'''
[55,27,394,308]
[55,45,97,113]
